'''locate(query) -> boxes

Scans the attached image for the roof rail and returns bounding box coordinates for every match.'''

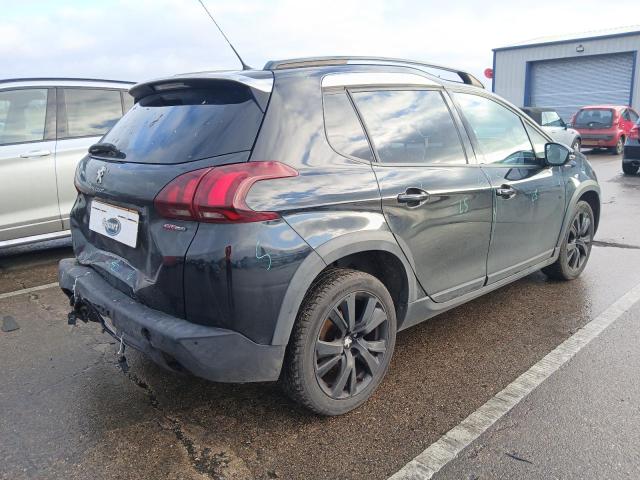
[263,56,484,88]
[0,77,136,85]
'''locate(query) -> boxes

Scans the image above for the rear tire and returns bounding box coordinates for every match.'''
[281,268,397,416]
[542,201,594,281]
[611,136,624,155]
[622,163,639,175]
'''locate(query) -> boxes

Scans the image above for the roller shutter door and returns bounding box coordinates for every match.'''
[528,52,634,121]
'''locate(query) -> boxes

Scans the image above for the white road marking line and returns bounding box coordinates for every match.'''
[0,282,59,300]
[389,282,640,480]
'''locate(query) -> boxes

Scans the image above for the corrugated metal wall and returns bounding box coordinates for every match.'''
[529,52,634,120]
[494,34,640,117]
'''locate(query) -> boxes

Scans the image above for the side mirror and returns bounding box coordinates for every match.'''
[545,142,573,166]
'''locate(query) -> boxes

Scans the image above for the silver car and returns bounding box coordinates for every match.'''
[0,78,134,248]
[522,107,581,151]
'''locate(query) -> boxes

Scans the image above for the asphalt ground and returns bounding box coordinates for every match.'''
[0,151,638,480]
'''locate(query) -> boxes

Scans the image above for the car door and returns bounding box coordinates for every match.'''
[452,91,565,284]
[350,88,493,302]
[0,87,62,243]
[54,88,126,228]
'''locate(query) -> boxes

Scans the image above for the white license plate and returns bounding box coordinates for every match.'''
[89,199,139,248]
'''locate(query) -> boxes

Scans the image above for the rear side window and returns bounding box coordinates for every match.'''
[61,88,123,138]
[122,92,134,112]
[323,92,373,161]
[0,89,48,145]
[454,93,537,166]
[351,90,466,165]
[574,108,613,128]
[100,85,264,164]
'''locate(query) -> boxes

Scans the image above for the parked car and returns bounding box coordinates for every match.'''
[570,105,639,155]
[0,78,134,249]
[521,107,581,151]
[59,57,601,415]
[622,120,640,175]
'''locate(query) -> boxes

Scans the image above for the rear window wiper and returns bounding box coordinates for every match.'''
[88,142,126,159]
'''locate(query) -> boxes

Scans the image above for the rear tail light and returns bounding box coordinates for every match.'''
[630,125,639,140]
[154,162,298,223]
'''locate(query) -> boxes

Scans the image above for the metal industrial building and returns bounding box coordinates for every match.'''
[492,26,640,121]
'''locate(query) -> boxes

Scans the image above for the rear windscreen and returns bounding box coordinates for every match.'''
[574,109,613,128]
[99,84,264,164]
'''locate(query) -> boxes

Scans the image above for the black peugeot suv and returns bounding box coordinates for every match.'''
[59,57,600,415]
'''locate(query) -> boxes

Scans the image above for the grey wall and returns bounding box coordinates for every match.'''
[494,34,640,112]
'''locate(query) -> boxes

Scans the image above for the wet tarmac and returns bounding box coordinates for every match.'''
[0,152,638,480]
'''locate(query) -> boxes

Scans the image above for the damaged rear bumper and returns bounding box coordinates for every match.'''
[58,258,285,383]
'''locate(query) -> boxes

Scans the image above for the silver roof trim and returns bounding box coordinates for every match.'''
[265,56,484,88]
[322,72,440,88]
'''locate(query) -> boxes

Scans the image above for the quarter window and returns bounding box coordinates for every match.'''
[455,93,538,166]
[122,92,134,112]
[61,88,123,138]
[323,92,374,161]
[540,111,564,127]
[351,90,466,165]
[0,89,48,146]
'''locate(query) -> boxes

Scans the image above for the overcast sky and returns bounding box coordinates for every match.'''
[2,0,638,87]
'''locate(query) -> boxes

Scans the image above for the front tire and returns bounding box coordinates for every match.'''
[622,163,639,175]
[571,138,581,152]
[542,201,594,280]
[281,268,397,416]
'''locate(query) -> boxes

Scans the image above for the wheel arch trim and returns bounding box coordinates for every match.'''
[556,181,600,251]
[270,231,420,346]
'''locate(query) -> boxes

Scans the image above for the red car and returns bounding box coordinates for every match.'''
[570,105,639,154]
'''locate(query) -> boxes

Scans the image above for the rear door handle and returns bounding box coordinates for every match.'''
[20,149,51,158]
[495,185,517,199]
[397,188,430,206]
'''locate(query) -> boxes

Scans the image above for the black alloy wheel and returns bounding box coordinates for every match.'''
[314,291,390,399]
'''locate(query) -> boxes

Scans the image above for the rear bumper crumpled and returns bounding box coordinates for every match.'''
[58,258,285,383]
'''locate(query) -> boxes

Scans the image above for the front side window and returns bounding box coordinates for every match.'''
[524,123,549,158]
[351,89,466,165]
[629,110,639,123]
[0,89,48,146]
[323,92,373,161]
[62,88,123,138]
[454,93,537,166]
[541,111,564,127]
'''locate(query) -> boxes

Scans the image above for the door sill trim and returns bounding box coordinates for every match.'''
[400,253,557,331]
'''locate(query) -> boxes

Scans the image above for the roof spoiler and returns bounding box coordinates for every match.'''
[263,56,484,88]
[128,71,274,109]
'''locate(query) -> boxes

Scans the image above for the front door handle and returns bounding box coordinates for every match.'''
[397,188,430,206]
[495,185,517,199]
[20,149,51,158]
